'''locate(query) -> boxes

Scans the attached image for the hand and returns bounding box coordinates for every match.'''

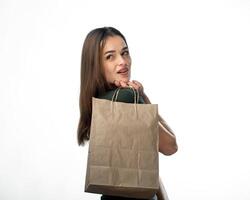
[113,80,144,96]
[113,80,151,103]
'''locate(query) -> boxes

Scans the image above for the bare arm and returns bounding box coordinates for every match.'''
[143,93,178,155]
[158,115,178,155]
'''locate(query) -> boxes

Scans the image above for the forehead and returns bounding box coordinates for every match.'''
[102,36,127,52]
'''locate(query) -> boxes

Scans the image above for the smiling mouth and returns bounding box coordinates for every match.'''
[117,68,129,74]
[118,70,129,76]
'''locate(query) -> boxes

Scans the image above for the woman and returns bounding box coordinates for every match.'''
[77,27,178,200]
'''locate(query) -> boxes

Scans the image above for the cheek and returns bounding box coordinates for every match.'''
[127,57,132,67]
[106,64,115,75]
[103,63,117,82]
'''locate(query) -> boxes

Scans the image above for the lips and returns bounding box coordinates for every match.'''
[117,67,129,74]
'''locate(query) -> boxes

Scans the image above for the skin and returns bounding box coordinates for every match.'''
[101,36,178,155]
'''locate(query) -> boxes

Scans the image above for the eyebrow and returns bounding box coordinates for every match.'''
[104,47,128,55]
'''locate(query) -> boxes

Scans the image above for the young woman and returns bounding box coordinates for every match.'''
[77,27,178,200]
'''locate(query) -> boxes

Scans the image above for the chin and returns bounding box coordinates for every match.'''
[113,74,130,83]
[120,74,130,82]
[121,77,130,82]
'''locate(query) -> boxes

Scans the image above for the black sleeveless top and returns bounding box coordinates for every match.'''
[98,87,145,104]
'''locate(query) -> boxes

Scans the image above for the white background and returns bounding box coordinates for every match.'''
[1,0,250,199]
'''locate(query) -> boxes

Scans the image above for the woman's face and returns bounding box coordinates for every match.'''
[101,36,131,84]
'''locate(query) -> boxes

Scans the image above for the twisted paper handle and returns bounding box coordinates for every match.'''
[111,86,139,103]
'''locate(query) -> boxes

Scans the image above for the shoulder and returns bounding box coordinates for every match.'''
[98,88,145,104]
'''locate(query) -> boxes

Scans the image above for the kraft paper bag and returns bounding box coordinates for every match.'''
[85,88,159,199]
[156,177,169,200]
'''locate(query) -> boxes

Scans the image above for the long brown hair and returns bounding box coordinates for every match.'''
[77,27,128,145]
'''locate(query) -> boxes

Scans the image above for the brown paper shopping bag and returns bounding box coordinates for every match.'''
[85,88,159,199]
[156,177,169,200]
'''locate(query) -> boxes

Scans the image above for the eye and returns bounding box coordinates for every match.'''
[122,50,129,56]
[105,54,113,60]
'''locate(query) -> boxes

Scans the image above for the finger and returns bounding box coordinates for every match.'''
[132,80,143,89]
[131,80,144,92]
[113,80,121,87]
[120,81,129,88]
[131,81,145,96]
[128,81,139,90]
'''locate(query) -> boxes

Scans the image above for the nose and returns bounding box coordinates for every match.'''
[117,54,126,66]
